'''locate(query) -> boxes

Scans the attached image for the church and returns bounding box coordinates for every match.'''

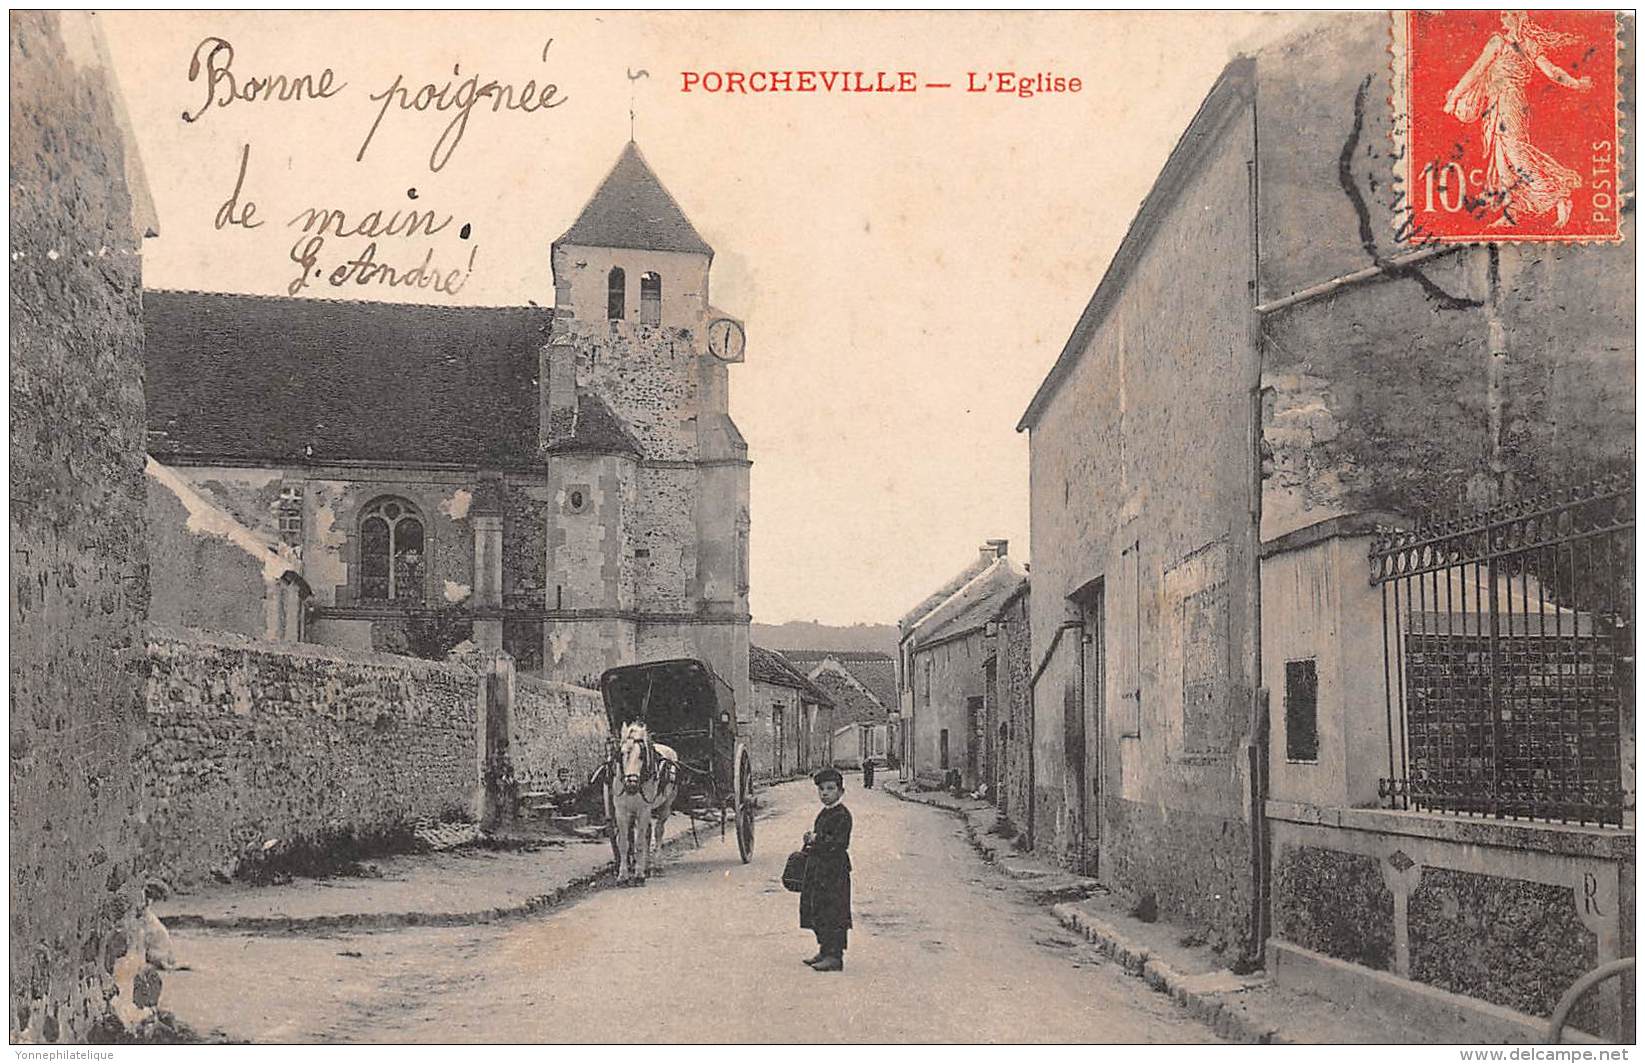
[143,142,753,708]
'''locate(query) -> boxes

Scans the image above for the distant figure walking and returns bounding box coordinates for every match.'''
[1443,11,1593,228]
[799,767,852,972]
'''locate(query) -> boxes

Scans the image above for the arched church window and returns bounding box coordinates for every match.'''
[640,272,662,325]
[607,267,626,320]
[360,496,426,603]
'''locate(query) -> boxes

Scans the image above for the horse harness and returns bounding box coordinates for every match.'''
[609,731,678,804]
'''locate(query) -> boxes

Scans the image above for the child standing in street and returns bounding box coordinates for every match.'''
[800,767,852,972]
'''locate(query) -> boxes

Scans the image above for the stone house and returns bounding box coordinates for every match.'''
[777,650,896,769]
[810,665,889,769]
[894,544,1001,779]
[748,646,835,779]
[142,141,753,710]
[1017,15,1633,1036]
[10,10,169,1041]
[779,649,898,711]
[896,541,1027,791]
[982,582,1032,827]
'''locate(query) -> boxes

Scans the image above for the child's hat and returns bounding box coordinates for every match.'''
[812,766,844,788]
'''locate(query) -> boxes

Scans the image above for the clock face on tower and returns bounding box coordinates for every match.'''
[706,317,746,363]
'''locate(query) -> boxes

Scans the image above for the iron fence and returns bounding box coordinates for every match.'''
[1369,474,1634,827]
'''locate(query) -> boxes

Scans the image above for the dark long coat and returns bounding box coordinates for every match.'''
[799,802,852,930]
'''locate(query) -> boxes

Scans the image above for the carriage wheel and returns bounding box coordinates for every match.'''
[734,747,755,864]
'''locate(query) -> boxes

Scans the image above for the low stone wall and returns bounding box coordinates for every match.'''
[139,626,482,886]
[511,674,608,794]
[1268,801,1635,1040]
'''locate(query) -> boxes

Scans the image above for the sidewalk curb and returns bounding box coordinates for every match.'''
[882,781,1281,1045]
[163,808,754,934]
[160,865,610,934]
[1051,903,1282,1045]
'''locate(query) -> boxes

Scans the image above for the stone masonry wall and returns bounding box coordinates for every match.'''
[10,11,156,1042]
[633,465,696,611]
[1256,14,1635,537]
[561,318,701,462]
[998,593,1034,826]
[510,675,608,795]
[138,627,480,887]
[502,476,551,608]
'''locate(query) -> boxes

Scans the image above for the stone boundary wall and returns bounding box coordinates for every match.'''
[139,626,482,886]
[511,674,608,794]
[1268,804,1634,1040]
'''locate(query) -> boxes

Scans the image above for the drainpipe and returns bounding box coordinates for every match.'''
[1242,104,1271,970]
[1026,693,1036,846]
[1075,620,1090,875]
[1484,245,1509,501]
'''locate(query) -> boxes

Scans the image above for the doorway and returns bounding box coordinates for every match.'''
[1069,579,1105,876]
[966,696,983,790]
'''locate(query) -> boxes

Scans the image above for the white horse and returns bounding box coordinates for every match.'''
[607,721,679,886]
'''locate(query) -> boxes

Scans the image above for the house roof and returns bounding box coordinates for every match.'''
[897,555,995,632]
[811,670,886,725]
[844,657,896,707]
[1016,57,1255,432]
[782,651,898,709]
[144,290,553,468]
[556,141,714,257]
[910,558,1029,651]
[749,645,834,707]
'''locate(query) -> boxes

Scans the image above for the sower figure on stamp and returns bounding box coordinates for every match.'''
[1442,11,1592,229]
[800,766,852,972]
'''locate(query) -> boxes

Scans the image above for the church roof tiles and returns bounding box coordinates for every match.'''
[556,141,714,257]
[143,290,553,468]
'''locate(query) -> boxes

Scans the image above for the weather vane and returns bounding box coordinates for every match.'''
[627,67,650,141]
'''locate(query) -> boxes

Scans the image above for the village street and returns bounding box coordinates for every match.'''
[161,783,1222,1043]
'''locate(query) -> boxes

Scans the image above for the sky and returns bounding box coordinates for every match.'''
[104,10,1317,626]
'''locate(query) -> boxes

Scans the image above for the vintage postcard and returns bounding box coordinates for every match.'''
[8,9,1635,1050]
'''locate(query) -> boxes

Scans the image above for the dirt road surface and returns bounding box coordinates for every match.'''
[166,782,1223,1043]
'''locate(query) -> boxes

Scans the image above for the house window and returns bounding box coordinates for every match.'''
[360,496,426,603]
[607,267,626,320]
[639,271,662,325]
[277,486,303,547]
[939,728,950,770]
[1285,659,1319,763]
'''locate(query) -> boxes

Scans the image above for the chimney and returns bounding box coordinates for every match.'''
[986,539,1009,559]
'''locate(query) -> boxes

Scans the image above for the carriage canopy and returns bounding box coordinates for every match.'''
[599,659,738,772]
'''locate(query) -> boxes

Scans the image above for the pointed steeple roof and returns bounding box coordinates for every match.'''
[556,141,714,257]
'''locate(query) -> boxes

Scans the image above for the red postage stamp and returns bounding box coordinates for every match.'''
[1392,10,1621,244]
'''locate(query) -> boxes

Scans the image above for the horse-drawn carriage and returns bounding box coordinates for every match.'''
[594,659,755,882]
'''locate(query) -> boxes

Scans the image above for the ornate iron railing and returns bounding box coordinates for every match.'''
[1369,474,1633,827]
